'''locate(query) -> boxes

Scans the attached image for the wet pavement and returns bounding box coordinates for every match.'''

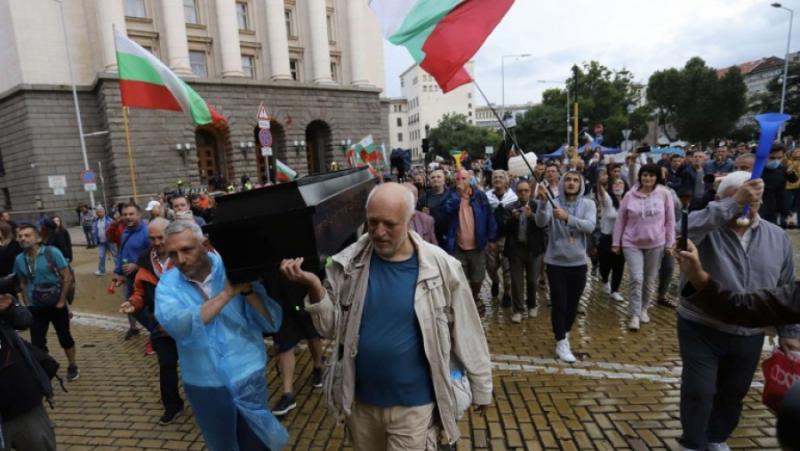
[40,228,796,450]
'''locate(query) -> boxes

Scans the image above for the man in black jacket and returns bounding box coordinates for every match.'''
[0,293,56,450]
[760,144,798,224]
[503,180,547,323]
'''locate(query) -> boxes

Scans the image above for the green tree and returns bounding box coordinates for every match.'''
[427,113,502,159]
[646,57,747,143]
[751,62,800,137]
[514,61,650,154]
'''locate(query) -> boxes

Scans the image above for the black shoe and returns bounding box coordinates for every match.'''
[657,297,677,309]
[501,295,512,308]
[273,393,297,417]
[311,367,323,388]
[491,282,499,298]
[159,407,183,425]
[67,365,80,381]
[124,328,140,340]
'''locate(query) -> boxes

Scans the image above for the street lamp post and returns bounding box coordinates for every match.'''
[772,2,794,140]
[54,0,95,208]
[501,54,531,119]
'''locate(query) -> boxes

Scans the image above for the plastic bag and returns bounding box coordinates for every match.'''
[762,347,800,413]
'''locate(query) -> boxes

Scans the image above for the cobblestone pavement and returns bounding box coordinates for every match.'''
[44,230,796,450]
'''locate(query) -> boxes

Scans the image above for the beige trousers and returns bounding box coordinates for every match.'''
[347,400,438,451]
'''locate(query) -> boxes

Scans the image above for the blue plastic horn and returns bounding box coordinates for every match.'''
[737,112,791,225]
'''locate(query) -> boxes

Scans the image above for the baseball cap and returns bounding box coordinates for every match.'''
[145,200,161,211]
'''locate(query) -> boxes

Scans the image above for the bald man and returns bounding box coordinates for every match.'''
[281,182,492,450]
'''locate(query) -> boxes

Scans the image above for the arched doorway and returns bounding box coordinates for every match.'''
[253,121,287,184]
[195,124,234,189]
[305,120,332,174]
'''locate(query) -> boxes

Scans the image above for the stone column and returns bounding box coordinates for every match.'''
[160,0,192,75]
[96,0,127,72]
[307,0,332,84]
[346,2,369,86]
[264,0,291,80]
[214,0,244,77]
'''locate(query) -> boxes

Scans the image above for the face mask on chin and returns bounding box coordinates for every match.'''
[613,188,624,196]
[766,160,781,170]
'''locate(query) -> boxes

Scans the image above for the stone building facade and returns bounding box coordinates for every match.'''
[0,0,388,219]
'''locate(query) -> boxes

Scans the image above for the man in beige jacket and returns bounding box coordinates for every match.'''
[280,182,492,450]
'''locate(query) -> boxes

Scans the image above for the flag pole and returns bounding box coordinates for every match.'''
[473,79,557,208]
[113,24,139,201]
[122,107,139,200]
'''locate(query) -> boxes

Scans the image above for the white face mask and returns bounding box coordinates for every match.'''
[613,187,624,196]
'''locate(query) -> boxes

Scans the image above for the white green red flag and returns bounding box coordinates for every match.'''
[114,30,224,125]
[347,135,381,167]
[275,159,297,182]
[369,0,514,93]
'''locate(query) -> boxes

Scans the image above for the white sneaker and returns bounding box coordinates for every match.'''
[611,292,624,302]
[555,339,576,363]
[529,306,539,318]
[706,443,731,451]
[604,281,611,294]
[640,310,650,324]
[95,270,105,276]
[628,316,640,331]
[511,313,522,323]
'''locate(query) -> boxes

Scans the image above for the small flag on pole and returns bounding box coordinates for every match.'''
[275,159,297,182]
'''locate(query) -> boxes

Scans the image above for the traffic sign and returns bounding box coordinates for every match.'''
[84,183,97,192]
[53,188,65,196]
[256,103,270,129]
[258,128,273,147]
[81,169,97,183]
[261,147,273,157]
[48,175,67,189]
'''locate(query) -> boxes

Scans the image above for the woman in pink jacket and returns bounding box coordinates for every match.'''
[612,164,675,331]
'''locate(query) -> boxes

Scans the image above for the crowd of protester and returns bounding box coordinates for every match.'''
[1,135,800,450]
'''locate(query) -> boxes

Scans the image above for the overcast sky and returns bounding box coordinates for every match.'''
[381,0,796,106]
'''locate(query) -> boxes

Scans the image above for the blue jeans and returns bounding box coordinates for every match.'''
[96,241,116,273]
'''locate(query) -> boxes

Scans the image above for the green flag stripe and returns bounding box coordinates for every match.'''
[181,81,212,125]
[388,0,461,62]
[117,52,164,86]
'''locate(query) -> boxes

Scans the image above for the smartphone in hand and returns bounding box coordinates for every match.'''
[679,209,689,251]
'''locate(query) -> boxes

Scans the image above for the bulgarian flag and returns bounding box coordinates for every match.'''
[347,135,382,166]
[370,0,514,93]
[114,30,224,125]
[275,159,297,182]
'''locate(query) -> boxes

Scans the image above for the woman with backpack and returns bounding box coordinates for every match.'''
[612,164,675,331]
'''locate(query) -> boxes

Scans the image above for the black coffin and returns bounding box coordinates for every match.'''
[204,167,376,283]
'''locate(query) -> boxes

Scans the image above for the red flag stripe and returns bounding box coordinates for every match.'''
[420,0,514,93]
[119,80,183,112]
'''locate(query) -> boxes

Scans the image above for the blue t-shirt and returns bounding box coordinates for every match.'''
[355,251,435,407]
[14,246,69,305]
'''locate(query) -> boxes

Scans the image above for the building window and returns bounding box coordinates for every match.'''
[189,51,208,78]
[125,0,147,18]
[184,0,199,24]
[285,8,296,39]
[242,55,256,79]
[1,188,9,210]
[468,93,472,99]
[236,2,250,30]
[326,12,335,43]
[330,60,340,83]
[0,147,4,176]
[400,79,404,88]
[289,58,301,81]
[398,133,403,142]
[396,117,402,127]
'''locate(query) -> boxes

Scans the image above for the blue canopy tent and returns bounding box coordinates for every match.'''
[650,146,686,156]
[542,143,621,158]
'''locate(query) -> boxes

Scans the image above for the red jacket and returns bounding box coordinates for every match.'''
[106,221,125,247]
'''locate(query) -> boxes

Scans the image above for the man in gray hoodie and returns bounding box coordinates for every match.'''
[535,171,596,362]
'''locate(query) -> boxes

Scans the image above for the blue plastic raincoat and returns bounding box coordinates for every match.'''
[155,252,287,450]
